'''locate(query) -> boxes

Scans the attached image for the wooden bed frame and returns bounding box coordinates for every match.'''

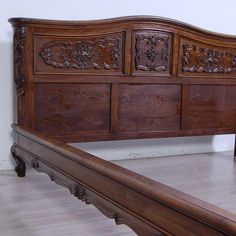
[9,16,236,235]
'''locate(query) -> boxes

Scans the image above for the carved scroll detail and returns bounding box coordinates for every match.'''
[11,142,167,236]
[28,157,165,236]
[182,44,236,73]
[11,144,26,177]
[30,158,92,204]
[40,36,122,70]
[90,198,165,236]
[14,27,27,95]
[135,32,170,72]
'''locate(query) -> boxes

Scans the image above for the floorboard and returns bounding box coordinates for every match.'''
[113,151,236,214]
[0,169,135,236]
[1,151,235,235]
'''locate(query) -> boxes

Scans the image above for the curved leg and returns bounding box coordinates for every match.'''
[11,145,26,177]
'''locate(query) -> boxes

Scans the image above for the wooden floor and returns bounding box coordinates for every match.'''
[0,170,135,236]
[114,151,236,214]
[0,151,235,235]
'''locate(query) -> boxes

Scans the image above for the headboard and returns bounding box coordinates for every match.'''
[9,16,236,143]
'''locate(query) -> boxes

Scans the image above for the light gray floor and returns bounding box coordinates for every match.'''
[114,151,236,214]
[0,151,235,235]
[0,170,135,236]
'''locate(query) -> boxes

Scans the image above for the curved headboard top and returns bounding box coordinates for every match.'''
[9,16,236,142]
[8,16,236,40]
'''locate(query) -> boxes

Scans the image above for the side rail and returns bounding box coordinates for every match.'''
[11,125,236,236]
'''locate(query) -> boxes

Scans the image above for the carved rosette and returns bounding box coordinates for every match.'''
[70,183,91,204]
[135,32,170,72]
[40,36,122,70]
[14,27,27,95]
[182,44,236,73]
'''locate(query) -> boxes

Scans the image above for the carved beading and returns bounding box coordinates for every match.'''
[40,36,122,70]
[135,31,170,72]
[14,27,27,95]
[182,44,236,73]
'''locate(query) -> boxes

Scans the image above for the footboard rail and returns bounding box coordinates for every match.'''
[11,124,236,236]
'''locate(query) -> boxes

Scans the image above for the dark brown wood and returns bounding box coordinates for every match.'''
[9,16,236,141]
[34,83,111,135]
[9,16,236,236]
[183,85,236,130]
[132,30,172,76]
[34,33,125,75]
[11,125,236,236]
[110,83,119,133]
[179,38,236,77]
[10,145,26,177]
[119,84,181,132]
[234,134,236,158]
[14,27,27,96]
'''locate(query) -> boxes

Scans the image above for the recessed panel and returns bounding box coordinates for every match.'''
[35,83,111,136]
[119,84,181,132]
[183,85,236,129]
[132,30,172,76]
[34,33,124,75]
[179,38,236,77]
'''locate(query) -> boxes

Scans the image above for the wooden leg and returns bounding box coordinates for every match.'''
[234,134,236,158]
[11,145,26,177]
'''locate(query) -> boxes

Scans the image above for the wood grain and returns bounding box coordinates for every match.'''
[11,125,236,236]
[9,16,236,236]
[34,83,111,136]
[119,84,181,132]
[9,16,236,146]
[184,85,236,129]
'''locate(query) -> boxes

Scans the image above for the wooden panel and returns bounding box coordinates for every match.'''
[119,84,181,132]
[132,30,172,76]
[179,38,236,77]
[183,85,236,129]
[34,83,111,136]
[34,33,125,75]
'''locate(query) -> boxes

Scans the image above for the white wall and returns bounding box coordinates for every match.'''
[0,0,235,169]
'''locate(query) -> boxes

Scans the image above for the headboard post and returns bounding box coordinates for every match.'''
[12,23,34,129]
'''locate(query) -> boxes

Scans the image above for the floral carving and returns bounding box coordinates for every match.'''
[72,41,94,69]
[40,36,122,70]
[110,43,120,69]
[70,184,91,204]
[14,27,27,95]
[135,32,170,72]
[145,47,159,61]
[182,44,236,73]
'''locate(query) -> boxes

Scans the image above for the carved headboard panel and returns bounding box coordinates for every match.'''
[9,16,236,142]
